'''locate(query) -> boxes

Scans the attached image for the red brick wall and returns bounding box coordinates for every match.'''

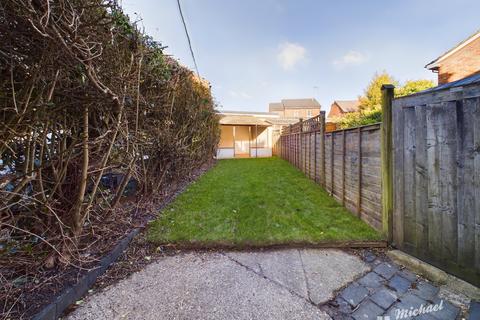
[437,37,480,84]
[327,104,344,119]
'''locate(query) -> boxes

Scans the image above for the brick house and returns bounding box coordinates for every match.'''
[426,30,480,85]
[327,100,361,119]
[269,98,321,119]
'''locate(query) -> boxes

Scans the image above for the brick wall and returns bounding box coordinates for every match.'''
[284,108,320,119]
[327,104,344,118]
[437,37,480,84]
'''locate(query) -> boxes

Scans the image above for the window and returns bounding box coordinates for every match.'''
[293,111,299,118]
[307,110,312,118]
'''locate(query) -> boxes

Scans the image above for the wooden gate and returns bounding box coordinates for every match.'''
[392,80,480,286]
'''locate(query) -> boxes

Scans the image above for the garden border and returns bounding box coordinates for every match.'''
[155,240,388,251]
[28,162,214,319]
[32,228,140,320]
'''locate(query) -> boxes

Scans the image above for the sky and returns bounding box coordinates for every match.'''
[122,0,480,114]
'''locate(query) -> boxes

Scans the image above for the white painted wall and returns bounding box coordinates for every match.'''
[250,148,272,158]
[216,148,235,159]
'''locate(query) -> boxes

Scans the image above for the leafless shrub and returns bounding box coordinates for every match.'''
[0,0,219,317]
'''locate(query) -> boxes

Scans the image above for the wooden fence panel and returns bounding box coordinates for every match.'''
[277,84,480,286]
[360,126,382,230]
[332,131,344,203]
[324,133,333,193]
[344,130,359,215]
[277,114,382,231]
[393,84,480,287]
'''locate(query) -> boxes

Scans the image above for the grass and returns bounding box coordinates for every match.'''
[148,157,383,247]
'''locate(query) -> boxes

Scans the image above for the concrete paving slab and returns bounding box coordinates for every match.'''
[224,251,264,274]
[351,299,383,320]
[431,297,461,320]
[357,272,385,289]
[370,288,397,309]
[388,274,412,293]
[412,280,440,300]
[340,283,369,307]
[228,249,370,306]
[468,301,480,320]
[227,249,308,298]
[373,262,398,280]
[67,252,330,320]
[300,249,370,305]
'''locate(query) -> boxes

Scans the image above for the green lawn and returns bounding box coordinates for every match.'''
[148,157,382,246]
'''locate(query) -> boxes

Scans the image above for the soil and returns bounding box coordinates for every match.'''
[0,161,215,320]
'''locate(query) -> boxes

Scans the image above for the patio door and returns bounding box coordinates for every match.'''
[234,126,250,157]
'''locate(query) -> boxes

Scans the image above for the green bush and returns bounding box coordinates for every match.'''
[337,73,435,129]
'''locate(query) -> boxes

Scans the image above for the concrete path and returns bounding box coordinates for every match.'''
[67,249,368,320]
[67,248,471,320]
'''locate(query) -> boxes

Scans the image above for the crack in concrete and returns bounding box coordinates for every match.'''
[297,249,313,304]
[257,262,264,277]
[221,252,319,309]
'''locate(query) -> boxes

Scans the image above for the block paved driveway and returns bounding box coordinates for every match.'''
[67,249,464,320]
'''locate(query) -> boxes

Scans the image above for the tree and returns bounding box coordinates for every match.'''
[396,79,435,97]
[337,107,382,129]
[337,72,435,129]
[359,71,398,110]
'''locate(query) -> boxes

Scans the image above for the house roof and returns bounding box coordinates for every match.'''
[268,98,321,110]
[426,30,480,70]
[281,98,321,109]
[268,102,284,111]
[219,115,272,126]
[265,117,299,125]
[218,110,278,118]
[333,100,361,113]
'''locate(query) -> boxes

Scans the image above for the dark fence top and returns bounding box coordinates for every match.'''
[281,112,325,135]
[325,122,381,134]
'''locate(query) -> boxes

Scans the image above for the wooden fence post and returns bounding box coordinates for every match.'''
[289,125,292,163]
[381,84,395,242]
[342,130,346,205]
[313,131,317,182]
[321,112,326,187]
[357,127,362,217]
[299,118,303,170]
[330,132,334,195]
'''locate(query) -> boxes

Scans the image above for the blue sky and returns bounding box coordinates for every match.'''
[122,0,479,113]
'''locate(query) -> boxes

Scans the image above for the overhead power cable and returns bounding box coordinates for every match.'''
[176,0,200,77]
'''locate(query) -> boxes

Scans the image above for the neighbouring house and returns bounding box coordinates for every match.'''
[269,98,321,119]
[217,111,297,159]
[327,100,361,119]
[325,100,361,132]
[426,30,480,85]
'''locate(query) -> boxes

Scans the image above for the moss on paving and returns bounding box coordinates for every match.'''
[148,157,382,246]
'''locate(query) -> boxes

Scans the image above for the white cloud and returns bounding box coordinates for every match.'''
[333,51,367,67]
[229,90,252,99]
[277,42,307,70]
